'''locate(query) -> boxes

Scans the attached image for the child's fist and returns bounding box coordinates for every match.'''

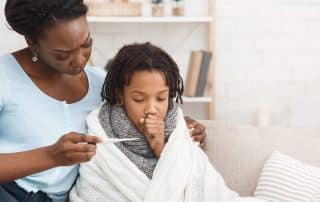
[140,114,165,158]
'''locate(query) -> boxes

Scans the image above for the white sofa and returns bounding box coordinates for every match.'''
[201,120,320,196]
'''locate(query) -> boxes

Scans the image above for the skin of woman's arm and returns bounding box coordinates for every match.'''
[0,132,102,183]
[0,146,56,183]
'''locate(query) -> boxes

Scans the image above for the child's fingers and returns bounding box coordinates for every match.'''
[144,123,163,130]
[140,118,145,124]
[144,118,161,125]
[144,119,164,128]
[144,127,162,138]
[146,114,164,121]
[146,114,158,118]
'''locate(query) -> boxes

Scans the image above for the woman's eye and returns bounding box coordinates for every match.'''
[82,38,93,48]
[56,54,69,61]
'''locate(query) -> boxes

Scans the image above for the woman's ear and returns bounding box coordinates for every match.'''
[25,36,39,53]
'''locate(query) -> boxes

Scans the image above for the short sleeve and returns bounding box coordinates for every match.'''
[0,68,7,111]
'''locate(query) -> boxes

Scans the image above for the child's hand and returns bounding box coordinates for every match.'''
[140,114,165,158]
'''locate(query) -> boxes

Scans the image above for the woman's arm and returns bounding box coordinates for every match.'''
[0,146,55,183]
[0,132,102,183]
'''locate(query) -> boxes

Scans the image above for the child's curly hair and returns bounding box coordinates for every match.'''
[101,42,184,105]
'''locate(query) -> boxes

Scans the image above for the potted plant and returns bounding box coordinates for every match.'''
[152,0,164,17]
[172,0,184,16]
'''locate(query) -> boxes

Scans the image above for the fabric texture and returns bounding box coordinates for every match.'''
[0,54,106,201]
[69,106,262,202]
[254,151,320,202]
[311,191,320,202]
[98,102,177,178]
[0,66,8,111]
[1,182,51,202]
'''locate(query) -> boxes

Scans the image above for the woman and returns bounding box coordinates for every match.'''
[0,0,207,201]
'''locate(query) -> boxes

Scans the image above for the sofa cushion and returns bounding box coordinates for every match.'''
[200,120,320,196]
[254,151,320,201]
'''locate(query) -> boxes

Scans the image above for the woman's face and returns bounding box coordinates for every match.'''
[34,15,92,75]
[122,70,170,132]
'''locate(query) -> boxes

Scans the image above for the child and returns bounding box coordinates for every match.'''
[69,43,257,202]
[97,42,184,179]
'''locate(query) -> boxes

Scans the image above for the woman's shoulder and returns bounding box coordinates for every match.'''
[85,66,106,80]
[85,66,106,88]
[0,54,21,78]
[0,54,13,81]
[0,54,12,105]
[0,54,14,69]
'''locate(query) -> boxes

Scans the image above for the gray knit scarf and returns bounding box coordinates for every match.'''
[98,101,178,179]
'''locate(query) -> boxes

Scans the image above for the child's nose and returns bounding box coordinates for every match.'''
[145,103,157,115]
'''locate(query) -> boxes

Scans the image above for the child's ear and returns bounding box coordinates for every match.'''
[116,94,124,105]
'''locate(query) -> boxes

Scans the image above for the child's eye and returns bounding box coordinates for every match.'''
[158,98,167,102]
[133,99,143,103]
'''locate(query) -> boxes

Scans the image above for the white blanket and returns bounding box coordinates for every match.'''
[69,107,265,202]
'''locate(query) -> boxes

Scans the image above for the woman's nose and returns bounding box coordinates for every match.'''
[71,50,86,68]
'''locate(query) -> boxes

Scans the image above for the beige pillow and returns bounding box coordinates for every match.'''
[254,151,320,202]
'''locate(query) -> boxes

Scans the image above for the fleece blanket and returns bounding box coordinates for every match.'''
[69,107,265,202]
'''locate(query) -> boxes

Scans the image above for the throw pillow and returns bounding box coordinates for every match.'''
[254,151,320,202]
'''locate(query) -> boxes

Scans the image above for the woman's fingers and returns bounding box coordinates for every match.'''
[184,116,196,128]
[67,151,97,163]
[191,124,206,137]
[49,132,101,166]
[191,132,206,142]
[184,116,207,145]
[199,141,206,150]
[65,133,102,144]
[64,142,97,153]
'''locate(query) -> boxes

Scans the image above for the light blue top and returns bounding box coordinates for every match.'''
[0,54,106,201]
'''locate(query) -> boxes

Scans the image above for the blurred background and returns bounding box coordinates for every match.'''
[1,0,320,128]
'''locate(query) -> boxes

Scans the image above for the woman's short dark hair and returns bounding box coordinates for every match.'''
[5,0,87,40]
[101,42,184,105]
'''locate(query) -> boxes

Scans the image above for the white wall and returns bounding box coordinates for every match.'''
[0,1,25,54]
[215,0,320,127]
[1,0,320,127]
[0,0,211,120]
[89,22,208,81]
[89,22,210,120]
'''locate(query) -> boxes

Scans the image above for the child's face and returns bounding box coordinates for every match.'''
[122,70,169,132]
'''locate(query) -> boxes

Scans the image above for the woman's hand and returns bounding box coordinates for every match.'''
[140,114,165,158]
[47,132,102,166]
[184,116,207,149]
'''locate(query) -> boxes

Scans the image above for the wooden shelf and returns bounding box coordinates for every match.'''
[87,16,213,23]
[86,0,215,119]
[182,96,212,103]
